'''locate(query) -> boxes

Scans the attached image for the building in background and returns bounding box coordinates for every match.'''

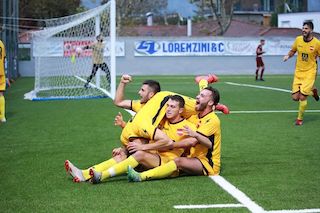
[277,0,320,33]
[278,12,320,33]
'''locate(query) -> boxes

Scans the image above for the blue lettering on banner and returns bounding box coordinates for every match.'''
[162,42,224,53]
[136,41,225,56]
[136,41,159,55]
[219,43,224,52]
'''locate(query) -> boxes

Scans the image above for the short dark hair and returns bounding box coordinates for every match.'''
[303,21,314,30]
[142,80,161,94]
[204,86,220,106]
[169,95,185,108]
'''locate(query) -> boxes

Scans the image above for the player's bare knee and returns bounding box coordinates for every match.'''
[114,154,127,163]
[174,157,184,167]
[132,150,145,161]
[292,93,299,101]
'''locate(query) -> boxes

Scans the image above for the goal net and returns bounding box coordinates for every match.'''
[25,1,116,101]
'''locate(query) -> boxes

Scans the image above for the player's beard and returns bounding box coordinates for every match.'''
[303,31,312,42]
[196,101,207,111]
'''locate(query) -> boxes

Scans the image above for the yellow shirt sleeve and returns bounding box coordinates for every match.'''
[131,100,144,113]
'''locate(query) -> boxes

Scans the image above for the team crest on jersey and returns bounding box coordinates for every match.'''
[310,46,314,51]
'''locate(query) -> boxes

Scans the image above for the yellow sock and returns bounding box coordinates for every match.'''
[140,160,177,181]
[198,79,208,91]
[93,158,117,172]
[0,95,5,120]
[297,100,307,120]
[81,158,118,180]
[101,156,138,181]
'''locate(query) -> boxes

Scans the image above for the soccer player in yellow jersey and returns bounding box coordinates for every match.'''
[83,34,110,89]
[128,86,222,181]
[119,90,197,148]
[65,74,216,182]
[283,21,320,125]
[113,74,161,127]
[0,39,6,123]
[65,75,161,182]
[89,95,199,183]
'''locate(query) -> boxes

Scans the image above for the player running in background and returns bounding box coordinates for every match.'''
[128,86,222,181]
[83,34,110,89]
[89,95,200,184]
[255,39,266,81]
[283,21,320,126]
[65,75,161,182]
[0,39,6,123]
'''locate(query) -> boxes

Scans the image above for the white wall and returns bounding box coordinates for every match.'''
[19,37,298,77]
[278,12,320,33]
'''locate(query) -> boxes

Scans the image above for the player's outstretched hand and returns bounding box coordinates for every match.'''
[283,55,289,62]
[114,112,126,128]
[112,147,125,157]
[121,74,132,84]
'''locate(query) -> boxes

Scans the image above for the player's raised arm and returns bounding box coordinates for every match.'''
[113,74,132,109]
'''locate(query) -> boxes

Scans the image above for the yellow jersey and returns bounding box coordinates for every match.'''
[157,118,197,160]
[131,100,144,113]
[0,40,5,76]
[291,36,320,73]
[188,111,221,174]
[120,91,197,145]
[92,42,105,64]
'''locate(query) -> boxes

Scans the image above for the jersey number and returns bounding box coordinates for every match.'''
[301,53,308,62]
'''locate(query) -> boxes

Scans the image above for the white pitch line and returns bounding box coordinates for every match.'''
[230,110,320,114]
[174,203,245,209]
[210,176,265,213]
[225,82,291,93]
[267,209,320,213]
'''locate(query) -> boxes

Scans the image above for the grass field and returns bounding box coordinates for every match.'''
[1,75,320,213]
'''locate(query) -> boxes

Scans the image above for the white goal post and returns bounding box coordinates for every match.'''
[25,0,116,101]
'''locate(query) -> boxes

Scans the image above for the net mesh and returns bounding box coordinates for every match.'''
[25,3,115,100]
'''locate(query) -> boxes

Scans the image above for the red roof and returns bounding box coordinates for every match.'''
[121,19,311,37]
[223,19,265,37]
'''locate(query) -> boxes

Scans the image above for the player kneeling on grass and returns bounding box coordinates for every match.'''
[128,86,222,181]
[65,75,225,182]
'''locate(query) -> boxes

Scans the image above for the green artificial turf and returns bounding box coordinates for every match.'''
[0,75,319,212]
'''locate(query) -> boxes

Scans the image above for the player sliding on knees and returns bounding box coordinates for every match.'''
[83,34,110,89]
